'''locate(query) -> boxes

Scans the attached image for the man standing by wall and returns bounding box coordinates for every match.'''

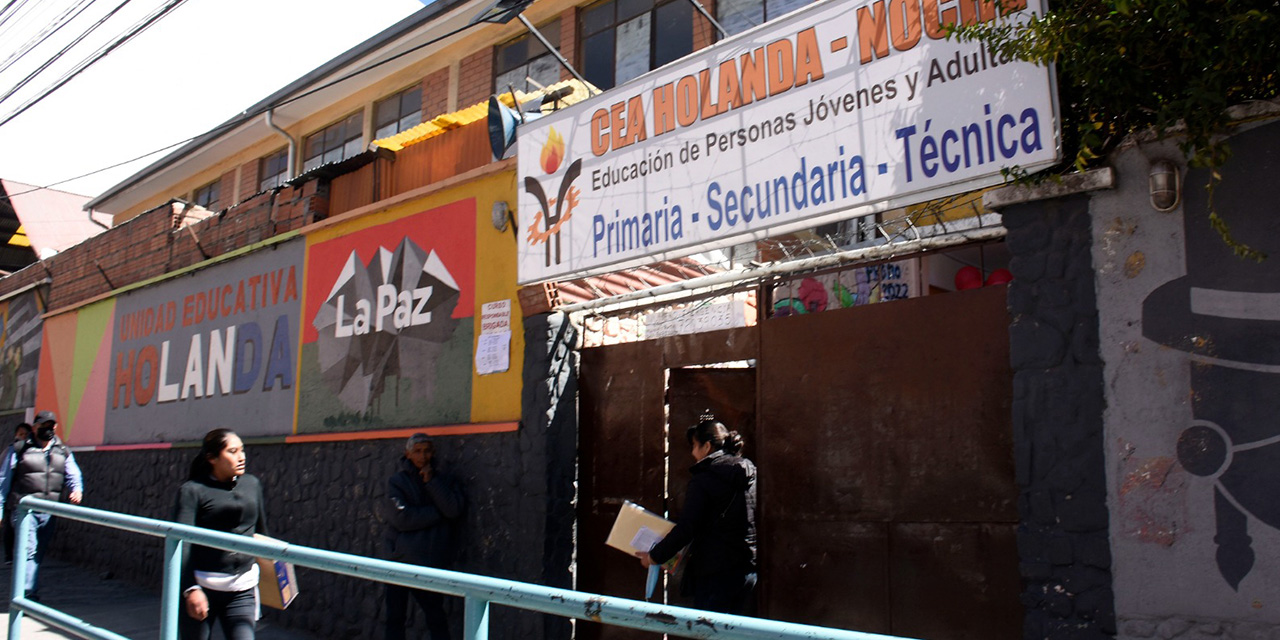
[0,411,83,601]
[383,433,463,640]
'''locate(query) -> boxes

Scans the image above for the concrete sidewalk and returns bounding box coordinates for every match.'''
[0,558,316,639]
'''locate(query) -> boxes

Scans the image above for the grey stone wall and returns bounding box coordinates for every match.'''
[49,312,578,640]
[1003,194,1117,639]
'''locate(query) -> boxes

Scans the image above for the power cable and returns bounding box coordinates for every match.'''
[0,0,100,78]
[0,0,184,128]
[0,0,35,34]
[0,0,69,53]
[0,0,134,109]
[0,16,480,202]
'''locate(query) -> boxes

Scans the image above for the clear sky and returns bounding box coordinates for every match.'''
[0,0,425,199]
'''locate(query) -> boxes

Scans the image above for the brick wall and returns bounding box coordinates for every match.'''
[423,67,450,118]
[559,8,578,83]
[218,168,237,210]
[693,0,718,51]
[0,182,328,311]
[457,48,494,109]
[237,158,261,204]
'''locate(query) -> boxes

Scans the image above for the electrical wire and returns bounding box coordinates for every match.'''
[0,0,100,78]
[0,0,35,35]
[0,17,480,202]
[0,0,186,130]
[0,0,135,109]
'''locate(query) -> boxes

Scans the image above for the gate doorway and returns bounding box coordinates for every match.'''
[662,366,758,610]
[577,285,1020,640]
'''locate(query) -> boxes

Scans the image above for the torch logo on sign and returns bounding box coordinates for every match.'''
[525,127,582,267]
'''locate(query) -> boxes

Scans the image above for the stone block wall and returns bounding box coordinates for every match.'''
[1003,193,1117,639]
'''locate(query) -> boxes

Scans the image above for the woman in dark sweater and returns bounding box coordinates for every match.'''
[174,429,268,640]
[637,414,758,615]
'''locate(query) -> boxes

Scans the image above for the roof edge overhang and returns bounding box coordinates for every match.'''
[85,0,487,214]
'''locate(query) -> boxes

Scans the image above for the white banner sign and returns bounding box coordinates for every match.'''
[517,0,1058,284]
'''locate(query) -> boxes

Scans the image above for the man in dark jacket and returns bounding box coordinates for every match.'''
[0,411,84,601]
[383,433,463,640]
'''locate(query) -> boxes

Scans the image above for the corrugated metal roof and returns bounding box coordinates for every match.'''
[554,258,716,305]
[374,79,595,152]
[286,147,395,186]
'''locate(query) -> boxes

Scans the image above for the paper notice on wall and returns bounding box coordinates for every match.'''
[480,300,511,335]
[475,331,510,374]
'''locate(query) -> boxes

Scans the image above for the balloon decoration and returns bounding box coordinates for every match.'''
[954,266,983,291]
[985,268,1013,286]
[955,266,1014,290]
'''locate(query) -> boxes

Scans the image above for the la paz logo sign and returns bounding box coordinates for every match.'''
[516,0,1058,285]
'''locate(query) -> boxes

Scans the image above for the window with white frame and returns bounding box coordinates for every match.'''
[374,86,423,140]
[193,179,220,209]
[259,149,288,191]
[303,112,364,172]
[494,19,562,95]
[580,0,692,90]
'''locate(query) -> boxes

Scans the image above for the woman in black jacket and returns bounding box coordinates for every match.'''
[638,414,758,615]
[174,429,268,640]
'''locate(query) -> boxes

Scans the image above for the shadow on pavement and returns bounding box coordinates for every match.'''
[0,558,315,639]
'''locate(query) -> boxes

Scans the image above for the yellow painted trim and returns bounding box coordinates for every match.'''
[302,157,516,236]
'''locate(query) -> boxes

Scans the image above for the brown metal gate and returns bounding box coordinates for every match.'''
[577,285,1019,639]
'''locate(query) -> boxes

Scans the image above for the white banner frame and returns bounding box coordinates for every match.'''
[517,0,1059,285]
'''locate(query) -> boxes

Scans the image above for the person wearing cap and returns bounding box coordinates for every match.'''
[0,410,84,601]
[382,433,464,640]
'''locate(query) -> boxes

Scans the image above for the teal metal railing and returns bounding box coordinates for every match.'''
[10,497,910,640]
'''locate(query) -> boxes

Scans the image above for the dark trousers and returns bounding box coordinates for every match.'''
[180,588,256,640]
[692,570,758,616]
[385,583,449,640]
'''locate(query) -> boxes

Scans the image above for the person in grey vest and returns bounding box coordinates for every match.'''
[0,411,84,600]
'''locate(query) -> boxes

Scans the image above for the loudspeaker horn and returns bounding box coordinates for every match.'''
[487,95,547,161]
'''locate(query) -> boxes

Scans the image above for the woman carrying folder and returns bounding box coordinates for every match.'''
[174,429,270,640]
[637,413,758,615]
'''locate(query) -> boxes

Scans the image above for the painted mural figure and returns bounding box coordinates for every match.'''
[1142,122,1280,590]
[174,429,268,640]
[313,238,463,419]
[0,411,84,601]
[0,291,43,412]
[637,413,758,615]
[382,433,464,640]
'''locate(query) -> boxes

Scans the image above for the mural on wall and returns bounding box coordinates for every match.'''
[104,240,304,444]
[1141,123,1280,591]
[35,299,115,446]
[0,290,42,412]
[298,199,476,432]
[770,260,918,317]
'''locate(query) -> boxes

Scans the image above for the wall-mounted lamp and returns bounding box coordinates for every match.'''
[492,201,517,237]
[1149,160,1180,212]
